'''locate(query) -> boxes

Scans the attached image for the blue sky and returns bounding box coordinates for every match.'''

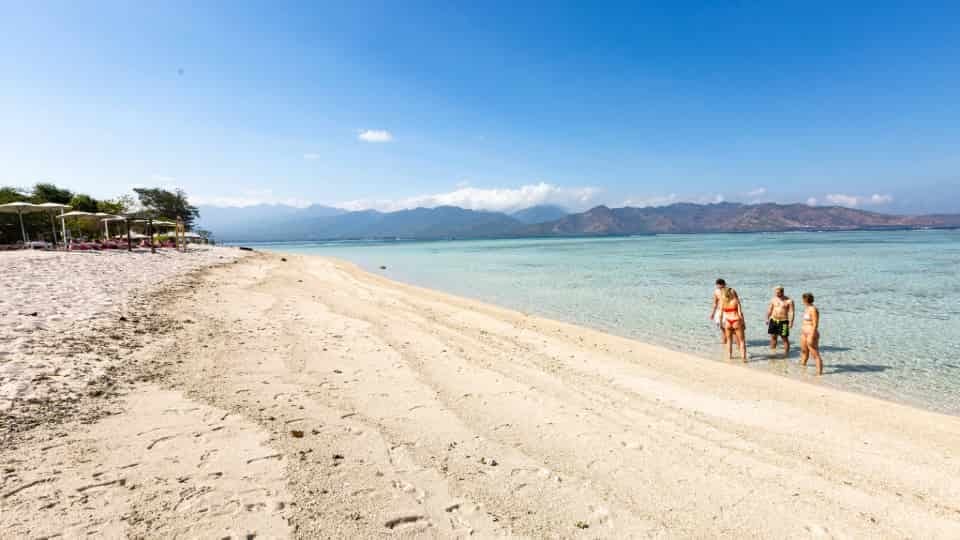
[1,1,959,214]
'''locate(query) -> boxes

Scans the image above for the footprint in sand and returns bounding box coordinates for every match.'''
[384,514,429,530]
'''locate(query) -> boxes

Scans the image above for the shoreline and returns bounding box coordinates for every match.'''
[3,250,959,537]
[309,252,959,419]
[329,255,960,422]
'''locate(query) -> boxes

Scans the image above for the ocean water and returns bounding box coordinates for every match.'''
[252,230,960,415]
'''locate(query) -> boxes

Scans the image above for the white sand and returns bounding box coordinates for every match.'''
[3,251,960,538]
[0,247,245,415]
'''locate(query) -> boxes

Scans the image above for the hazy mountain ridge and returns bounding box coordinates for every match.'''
[200,205,524,241]
[198,202,958,242]
[510,204,570,224]
[197,204,345,240]
[525,202,956,235]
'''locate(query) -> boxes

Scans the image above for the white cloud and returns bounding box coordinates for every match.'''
[746,187,767,198]
[824,193,894,208]
[806,197,818,206]
[825,193,861,207]
[303,153,321,160]
[190,188,312,208]
[622,192,726,208]
[337,182,599,213]
[357,129,393,143]
[623,194,679,207]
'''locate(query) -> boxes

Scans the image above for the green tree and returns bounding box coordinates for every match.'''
[0,186,28,204]
[31,183,74,204]
[0,187,28,242]
[133,188,199,229]
[69,193,100,212]
[97,195,133,215]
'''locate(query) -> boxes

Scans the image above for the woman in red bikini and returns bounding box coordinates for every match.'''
[720,287,747,362]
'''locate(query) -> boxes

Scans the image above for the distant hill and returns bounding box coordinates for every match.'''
[198,201,959,242]
[197,204,345,240]
[510,204,570,224]
[524,202,958,235]
[308,206,522,239]
[202,204,522,241]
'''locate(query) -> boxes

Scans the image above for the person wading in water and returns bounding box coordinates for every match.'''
[709,278,728,345]
[720,287,748,362]
[765,286,795,357]
[800,292,824,375]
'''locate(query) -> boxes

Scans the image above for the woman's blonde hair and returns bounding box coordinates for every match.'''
[724,287,738,301]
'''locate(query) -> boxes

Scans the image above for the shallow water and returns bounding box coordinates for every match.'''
[252,230,960,415]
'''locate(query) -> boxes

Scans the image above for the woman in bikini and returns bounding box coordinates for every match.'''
[721,287,747,362]
[800,292,824,375]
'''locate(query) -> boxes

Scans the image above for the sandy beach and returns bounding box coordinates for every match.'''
[3,250,960,538]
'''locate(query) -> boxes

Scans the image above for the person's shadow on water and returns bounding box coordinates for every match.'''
[823,364,891,374]
[743,340,888,374]
[745,339,851,353]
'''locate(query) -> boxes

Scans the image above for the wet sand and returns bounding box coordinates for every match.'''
[3,251,959,538]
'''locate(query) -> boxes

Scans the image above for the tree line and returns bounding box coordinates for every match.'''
[0,183,201,244]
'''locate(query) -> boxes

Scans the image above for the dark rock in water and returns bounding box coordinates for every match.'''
[379,265,387,270]
[119,316,128,322]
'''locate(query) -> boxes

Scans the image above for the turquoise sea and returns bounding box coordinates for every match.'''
[252,230,960,415]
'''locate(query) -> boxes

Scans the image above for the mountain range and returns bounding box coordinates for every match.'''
[197,202,960,242]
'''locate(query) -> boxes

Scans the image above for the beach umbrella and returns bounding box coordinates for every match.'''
[0,202,45,243]
[60,210,97,244]
[99,215,139,251]
[94,212,117,239]
[34,202,71,246]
